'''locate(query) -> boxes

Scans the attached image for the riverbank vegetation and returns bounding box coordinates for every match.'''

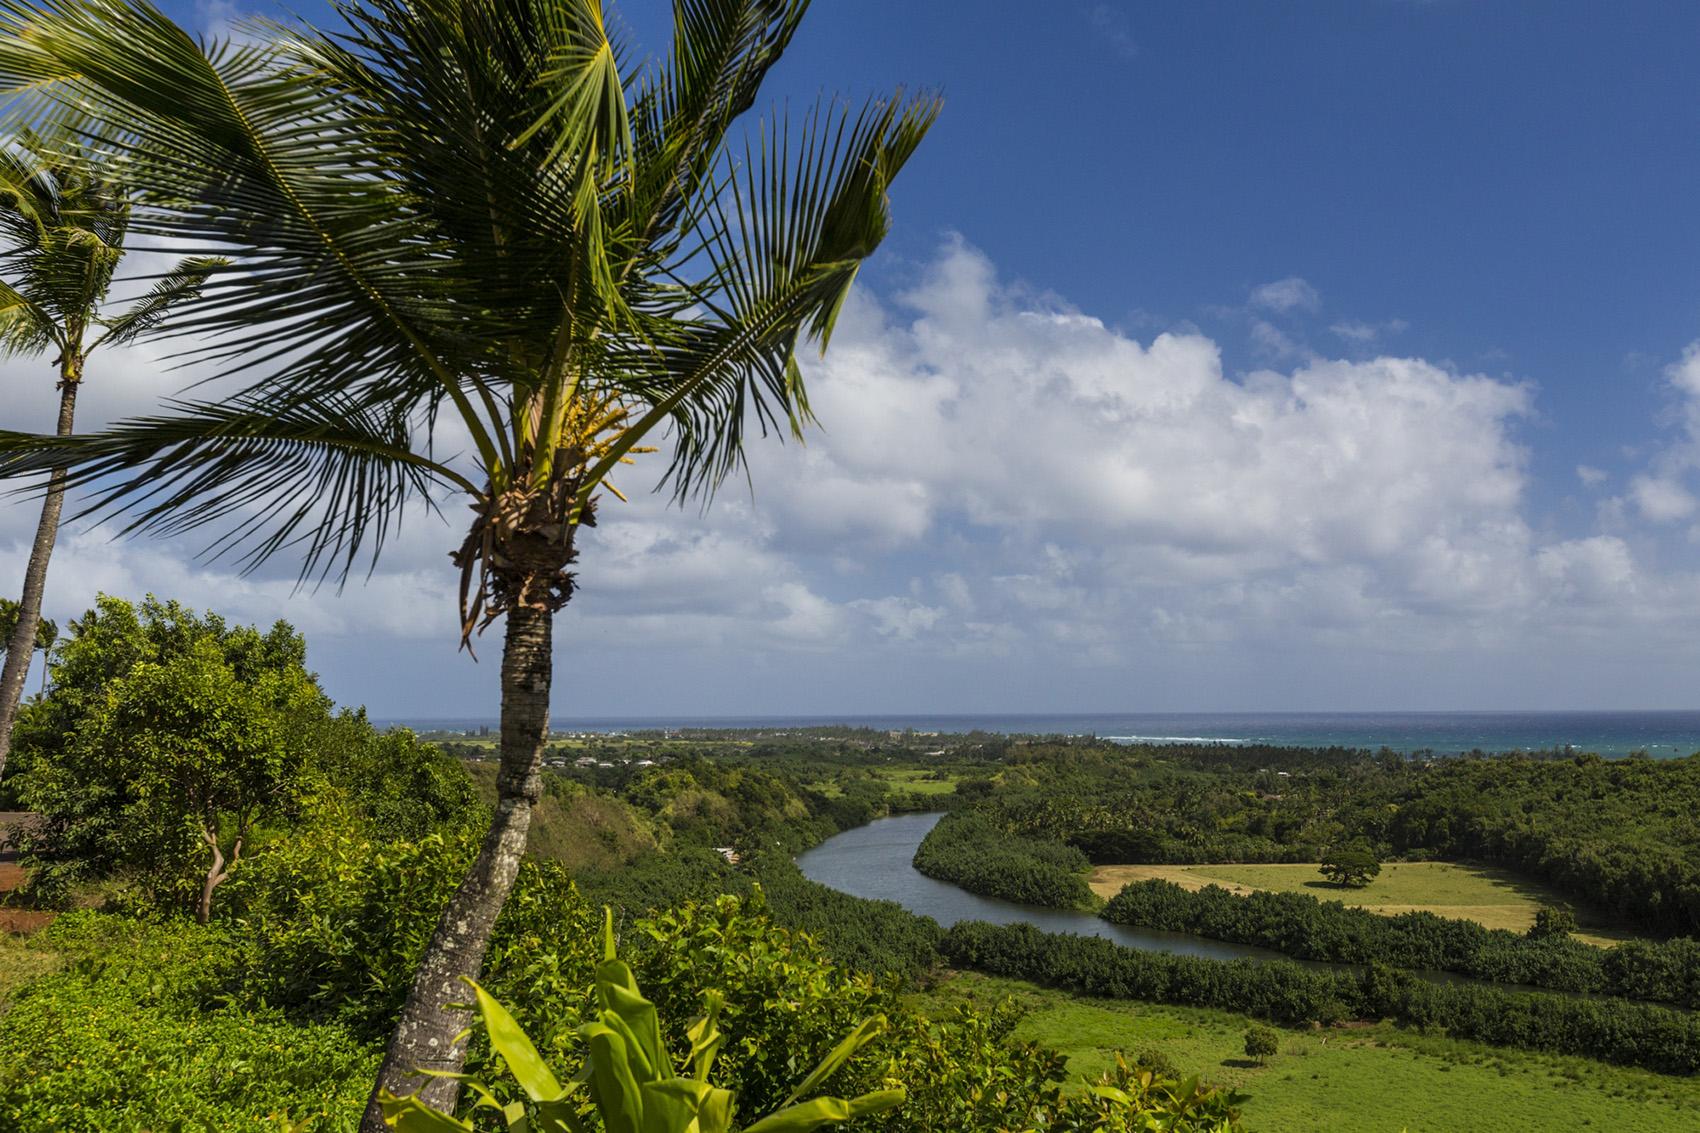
[941,920,1700,1075]
[912,811,1099,910]
[7,599,1700,1126]
[1104,880,1700,1008]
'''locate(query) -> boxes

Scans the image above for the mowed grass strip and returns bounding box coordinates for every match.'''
[919,974,1700,1133]
[1087,861,1628,945]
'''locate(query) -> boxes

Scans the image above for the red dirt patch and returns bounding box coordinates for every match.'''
[0,907,51,933]
[0,811,52,935]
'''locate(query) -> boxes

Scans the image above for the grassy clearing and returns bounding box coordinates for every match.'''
[919,973,1700,1132]
[0,934,58,1015]
[875,768,959,795]
[807,769,959,800]
[1088,860,1628,944]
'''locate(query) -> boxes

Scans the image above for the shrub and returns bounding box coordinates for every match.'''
[0,913,374,1132]
[383,910,1246,1133]
[941,919,1700,1075]
[1243,1026,1279,1065]
[219,826,478,1038]
[382,910,905,1133]
[1528,904,1578,940]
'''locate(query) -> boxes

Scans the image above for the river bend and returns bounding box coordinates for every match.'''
[796,812,1293,964]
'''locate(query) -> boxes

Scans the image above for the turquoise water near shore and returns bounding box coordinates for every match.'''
[389,710,1700,758]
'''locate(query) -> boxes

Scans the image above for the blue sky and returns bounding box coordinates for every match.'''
[7,0,1700,717]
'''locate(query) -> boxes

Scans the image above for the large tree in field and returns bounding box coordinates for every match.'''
[0,131,217,779]
[0,0,936,1122]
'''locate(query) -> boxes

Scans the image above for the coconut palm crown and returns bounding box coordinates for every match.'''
[0,125,219,778]
[0,0,937,1126]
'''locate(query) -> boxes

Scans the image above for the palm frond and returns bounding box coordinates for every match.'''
[0,394,469,583]
[518,0,632,167]
[90,254,224,349]
[582,90,940,505]
[0,277,59,355]
[0,0,936,590]
[0,0,510,471]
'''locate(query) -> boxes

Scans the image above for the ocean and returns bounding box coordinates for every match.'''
[383,710,1700,759]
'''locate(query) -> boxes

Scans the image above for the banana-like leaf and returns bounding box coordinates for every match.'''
[377,1092,474,1133]
[468,979,569,1104]
[638,1077,711,1132]
[594,958,673,1083]
[740,1088,905,1133]
[685,990,727,1081]
[580,1022,645,1133]
[777,1014,887,1109]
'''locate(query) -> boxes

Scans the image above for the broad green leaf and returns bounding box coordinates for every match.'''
[581,1022,644,1133]
[641,1076,711,1131]
[684,990,726,1081]
[740,1097,851,1133]
[377,1093,473,1133]
[595,961,672,1081]
[778,1014,887,1108]
[469,979,567,1103]
[845,1089,906,1119]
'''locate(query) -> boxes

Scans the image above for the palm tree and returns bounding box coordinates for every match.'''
[0,129,219,781]
[0,596,54,695]
[0,0,936,1123]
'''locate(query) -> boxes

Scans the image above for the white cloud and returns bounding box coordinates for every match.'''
[1249,318,1306,360]
[11,237,1700,713]
[850,596,945,641]
[1615,341,1700,523]
[1249,276,1321,313]
[1577,464,1608,487]
[1330,318,1410,344]
[1630,475,1696,522]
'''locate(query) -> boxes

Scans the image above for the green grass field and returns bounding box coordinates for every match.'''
[1088,860,1627,945]
[808,768,959,799]
[919,974,1700,1132]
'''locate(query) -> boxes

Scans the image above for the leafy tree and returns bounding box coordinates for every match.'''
[8,593,311,783]
[1528,904,1578,940]
[16,631,318,919]
[0,1,937,1117]
[1242,1026,1278,1066]
[1319,842,1381,888]
[0,129,217,781]
[12,594,484,898]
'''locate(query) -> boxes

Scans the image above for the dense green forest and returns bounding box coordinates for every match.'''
[912,811,1098,910]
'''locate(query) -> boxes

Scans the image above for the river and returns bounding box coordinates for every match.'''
[796,811,1294,963]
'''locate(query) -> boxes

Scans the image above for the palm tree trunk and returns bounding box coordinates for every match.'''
[0,371,79,782]
[361,600,553,1130]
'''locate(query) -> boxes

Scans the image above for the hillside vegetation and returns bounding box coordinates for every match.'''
[0,597,1248,1132]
